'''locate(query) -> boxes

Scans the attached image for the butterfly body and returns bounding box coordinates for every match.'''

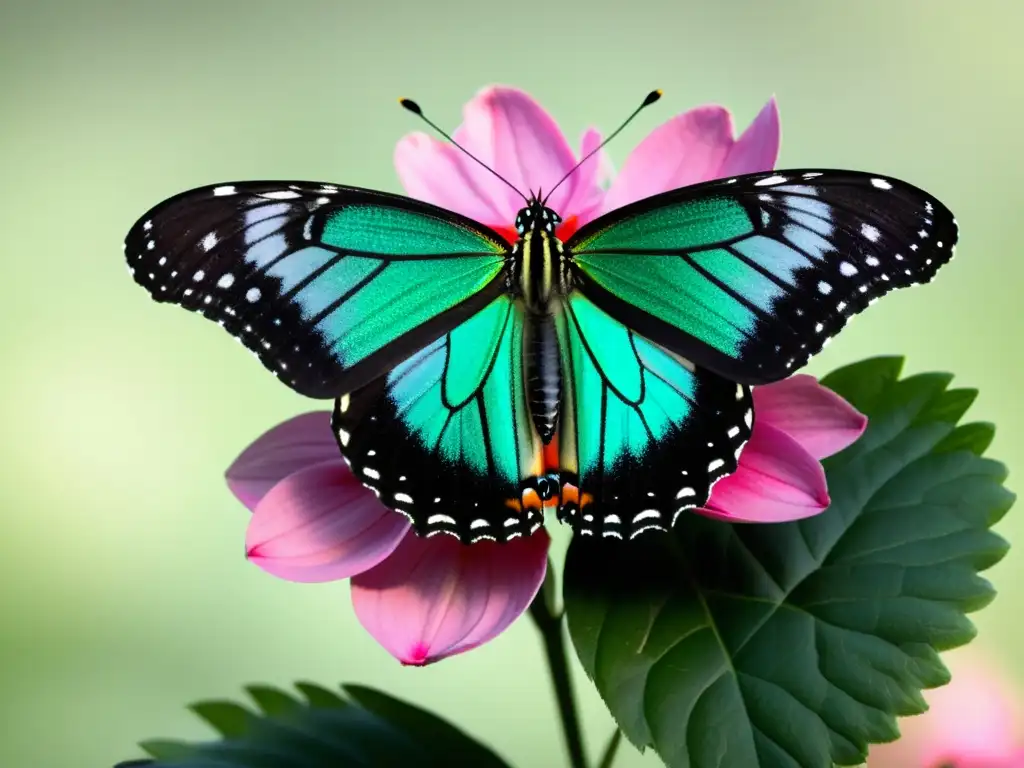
[510,200,572,443]
[126,169,957,543]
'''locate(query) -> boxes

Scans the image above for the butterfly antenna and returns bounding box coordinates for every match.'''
[399,98,530,204]
[542,89,663,206]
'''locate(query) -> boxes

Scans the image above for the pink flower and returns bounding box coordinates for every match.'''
[226,412,550,666]
[226,89,852,665]
[398,86,864,524]
[696,374,867,523]
[395,85,780,243]
[868,649,1024,767]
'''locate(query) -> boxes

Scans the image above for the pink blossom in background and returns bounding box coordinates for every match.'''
[868,649,1024,767]
[226,412,550,666]
[696,374,867,524]
[395,84,780,244]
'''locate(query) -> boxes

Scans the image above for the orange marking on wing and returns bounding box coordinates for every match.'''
[559,483,593,509]
[504,498,523,513]
[542,436,560,472]
[555,215,579,241]
[521,488,542,512]
[491,224,520,246]
[560,483,577,506]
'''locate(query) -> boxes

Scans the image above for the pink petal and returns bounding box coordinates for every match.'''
[456,86,590,221]
[351,528,550,665]
[958,750,1024,768]
[696,422,829,523]
[225,412,339,511]
[869,650,1023,767]
[602,97,780,212]
[396,87,600,228]
[558,127,606,228]
[394,132,511,226]
[718,96,781,179]
[246,461,410,583]
[753,375,867,460]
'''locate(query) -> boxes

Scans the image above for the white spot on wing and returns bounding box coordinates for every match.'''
[870,178,893,190]
[861,224,880,242]
[633,509,661,523]
[217,273,235,289]
[755,175,788,186]
[213,185,237,196]
[246,287,261,302]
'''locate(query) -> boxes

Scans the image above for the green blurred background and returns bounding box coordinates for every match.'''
[2,2,1021,766]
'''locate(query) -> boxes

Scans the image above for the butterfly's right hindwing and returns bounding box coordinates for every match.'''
[555,293,753,540]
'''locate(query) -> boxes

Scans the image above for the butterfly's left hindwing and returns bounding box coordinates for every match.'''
[333,295,546,543]
[125,182,509,398]
[567,169,958,385]
[556,293,753,539]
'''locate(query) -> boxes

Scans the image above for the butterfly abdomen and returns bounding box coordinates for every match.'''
[525,312,561,444]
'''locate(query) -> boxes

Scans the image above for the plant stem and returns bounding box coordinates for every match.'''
[529,565,587,768]
[596,729,622,768]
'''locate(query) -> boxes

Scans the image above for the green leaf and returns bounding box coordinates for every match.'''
[122,682,513,768]
[564,356,1014,768]
[245,685,303,717]
[188,701,254,738]
[343,685,511,768]
[293,681,347,709]
[935,421,996,456]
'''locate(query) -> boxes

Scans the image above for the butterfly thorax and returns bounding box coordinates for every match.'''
[512,201,570,315]
[509,202,570,445]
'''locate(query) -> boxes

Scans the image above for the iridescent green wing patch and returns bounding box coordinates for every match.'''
[333,295,544,543]
[566,169,958,385]
[555,293,752,540]
[124,182,510,398]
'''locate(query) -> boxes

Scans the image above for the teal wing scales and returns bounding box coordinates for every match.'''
[555,293,753,539]
[333,295,546,543]
[124,182,510,397]
[567,169,957,384]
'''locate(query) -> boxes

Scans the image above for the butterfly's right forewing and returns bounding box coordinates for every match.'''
[566,169,957,385]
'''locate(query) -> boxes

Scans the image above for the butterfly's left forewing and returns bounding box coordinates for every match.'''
[566,169,957,385]
[333,294,546,543]
[555,293,753,539]
[125,182,509,398]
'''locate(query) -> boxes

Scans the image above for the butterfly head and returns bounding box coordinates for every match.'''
[515,197,562,236]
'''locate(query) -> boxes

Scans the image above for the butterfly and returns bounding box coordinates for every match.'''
[124,93,957,543]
